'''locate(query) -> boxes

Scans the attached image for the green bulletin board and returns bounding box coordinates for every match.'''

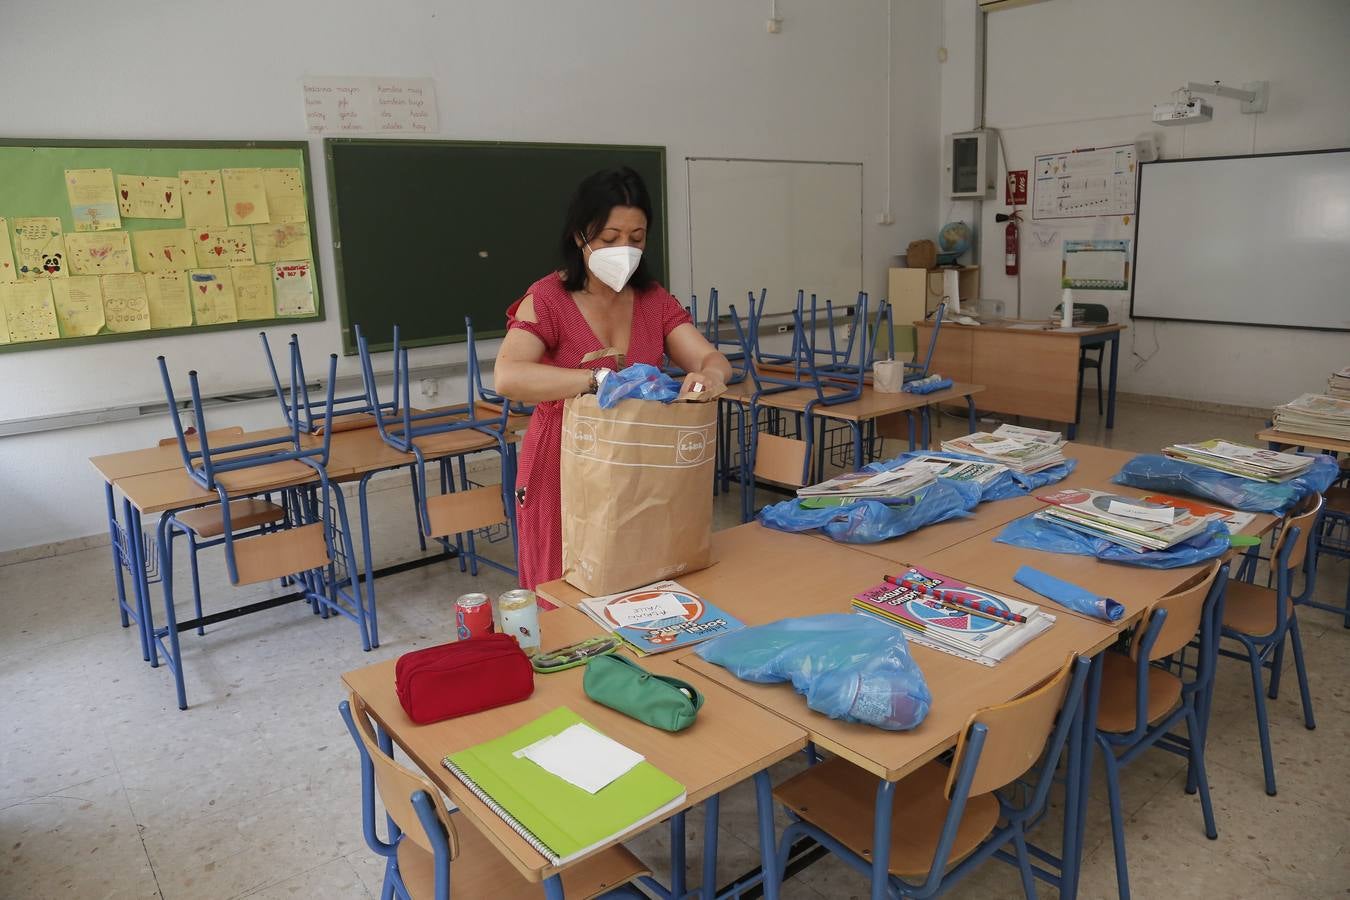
[0,139,323,354]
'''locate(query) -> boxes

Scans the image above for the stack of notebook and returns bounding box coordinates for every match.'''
[1272,393,1350,441]
[1163,439,1313,482]
[1035,488,1210,551]
[992,423,1065,446]
[443,707,686,867]
[1328,366,1350,400]
[897,454,1009,486]
[942,431,1065,474]
[796,465,936,505]
[853,564,1054,666]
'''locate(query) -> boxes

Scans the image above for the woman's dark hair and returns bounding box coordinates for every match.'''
[559,167,655,291]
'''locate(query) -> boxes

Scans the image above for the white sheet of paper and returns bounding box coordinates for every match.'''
[611,592,687,627]
[1107,499,1181,523]
[514,724,644,794]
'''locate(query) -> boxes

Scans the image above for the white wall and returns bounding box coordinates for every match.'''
[942,0,1350,408]
[0,0,942,553]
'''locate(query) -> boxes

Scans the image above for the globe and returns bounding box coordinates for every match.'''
[937,221,972,263]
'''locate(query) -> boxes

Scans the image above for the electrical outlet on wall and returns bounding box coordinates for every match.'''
[420,378,438,398]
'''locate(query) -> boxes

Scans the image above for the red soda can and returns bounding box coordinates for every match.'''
[455,593,494,640]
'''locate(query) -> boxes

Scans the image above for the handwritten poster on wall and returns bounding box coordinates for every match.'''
[302,76,438,135]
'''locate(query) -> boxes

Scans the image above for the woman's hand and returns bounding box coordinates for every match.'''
[677,369,726,401]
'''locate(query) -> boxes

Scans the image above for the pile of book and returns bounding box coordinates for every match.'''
[1035,488,1210,551]
[853,564,1054,666]
[1272,393,1350,441]
[992,423,1065,446]
[1328,366,1350,400]
[942,430,1065,474]
[896,453,1008,486]
[578,580,744,656]
[1163,439,1313,483]
[796,466,936,506]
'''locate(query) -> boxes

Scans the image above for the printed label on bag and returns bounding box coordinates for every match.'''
[572,421,598,455]
[676,429,710,464]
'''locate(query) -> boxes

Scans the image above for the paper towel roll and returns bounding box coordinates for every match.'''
[1061,287,1074,328]
[873,360,904,393]
[943,269,960,314]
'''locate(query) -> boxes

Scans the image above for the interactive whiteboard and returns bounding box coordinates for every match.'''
[1131,149,1350,332]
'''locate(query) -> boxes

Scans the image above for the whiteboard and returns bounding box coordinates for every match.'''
[687,158,862,318]
[1131,149,1350,331]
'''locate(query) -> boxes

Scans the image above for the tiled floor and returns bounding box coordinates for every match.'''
[1,399,1347,898]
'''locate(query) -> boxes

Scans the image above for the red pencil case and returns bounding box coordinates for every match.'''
[395,634,534,725]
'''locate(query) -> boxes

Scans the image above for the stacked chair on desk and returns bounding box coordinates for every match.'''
[726,292,870,522]
[357,318,518,586]
[155,352,366,709]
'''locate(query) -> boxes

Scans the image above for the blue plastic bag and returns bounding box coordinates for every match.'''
[596,364,681,408]
[995,515,1231,569]
[1014,565,1125,621]
[1111,453,1339,515]
[862,450,1078,503]
[757,478,980,543]
[695,613,931,730]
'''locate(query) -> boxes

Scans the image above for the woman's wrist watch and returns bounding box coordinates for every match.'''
[587,368,602,394]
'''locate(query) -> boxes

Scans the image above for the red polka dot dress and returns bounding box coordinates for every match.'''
[506,272,692,591]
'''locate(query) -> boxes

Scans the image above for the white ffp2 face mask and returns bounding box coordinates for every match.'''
[585,244,642,292]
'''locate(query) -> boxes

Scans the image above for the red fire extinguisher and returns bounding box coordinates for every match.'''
[996,211,1021,276]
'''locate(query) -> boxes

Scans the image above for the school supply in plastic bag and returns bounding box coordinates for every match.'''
[595,363,682,408]
[1013,565,1125,622]
[902,374,953,394]
[695,613,931,731]
[1111,453,1338,514]
[995,514,1231,569]
[862,450,1077,503]
[757,478,980,543]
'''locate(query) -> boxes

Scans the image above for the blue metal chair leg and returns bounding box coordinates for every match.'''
[1012,828,1038,900]
[702,792,721,899]
[1289,617,1316,730]
[1186,707,1218,840]
[409,467,427,553]
[543,874,565,900]
[754,770,783,900]
[1268,634,1285,699]
[156,518,188,710]
[1244,638,1279,795]
[187,532,205,636]
[869,779,896,900]
[668,810,687,899]
[1098,741,1131,900]
[103,483,136,635]
[358,473,382,648]
[125,501,156,667]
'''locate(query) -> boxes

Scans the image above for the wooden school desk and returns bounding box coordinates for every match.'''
[341,606,807,900]
[1256,427,1350,456]
[536,523,1117,898]
[91,413,519,671]
[913,320,1125,439]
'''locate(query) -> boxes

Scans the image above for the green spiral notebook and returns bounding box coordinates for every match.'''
[442,706,686,866]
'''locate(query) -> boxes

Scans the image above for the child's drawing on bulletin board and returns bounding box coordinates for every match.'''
[1062,239,1130,290]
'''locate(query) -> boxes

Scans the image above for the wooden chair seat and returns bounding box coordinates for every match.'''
[213,459,318,494]
[1222,579,1293,638]
[394,819,649,900]
[1094,652,1182,734]
[773,756,999,878]
[230,522,330,586]
[412,427,502,458]
[175,499,285,538]
[424,487,508,539]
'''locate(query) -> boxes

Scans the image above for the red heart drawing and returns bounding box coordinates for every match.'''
[198,284,208,294]
[215,283,224,292]
[199,233,209,241]
[163,249,175,261]
[234,202,254,219]
[120,189,129,200]
[165,191,173,204]
[211,246,225,256]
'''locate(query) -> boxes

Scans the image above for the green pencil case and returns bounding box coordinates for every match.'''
[582,654,704,732]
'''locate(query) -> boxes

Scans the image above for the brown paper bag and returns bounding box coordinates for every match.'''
[561,393,717,595]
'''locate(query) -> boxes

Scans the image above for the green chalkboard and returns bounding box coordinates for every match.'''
[0,139,322,354]
[324,139,667,354]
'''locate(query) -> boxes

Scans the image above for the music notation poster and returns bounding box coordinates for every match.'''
[1032,144,1138,220]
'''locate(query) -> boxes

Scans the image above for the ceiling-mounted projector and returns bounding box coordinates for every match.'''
[1153,98,1212,126]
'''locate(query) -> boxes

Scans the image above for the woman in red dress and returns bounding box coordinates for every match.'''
[495,168,731,590]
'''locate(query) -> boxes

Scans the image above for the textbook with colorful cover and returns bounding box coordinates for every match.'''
[1141,494,1256,534]
[1036,488,1209,551]
[1163,439,1313,482]
[852,564,1054,666]
[578,580,744,656]
[796,466,936,502]
[899,454,1009,486]
[443,707,686,867]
